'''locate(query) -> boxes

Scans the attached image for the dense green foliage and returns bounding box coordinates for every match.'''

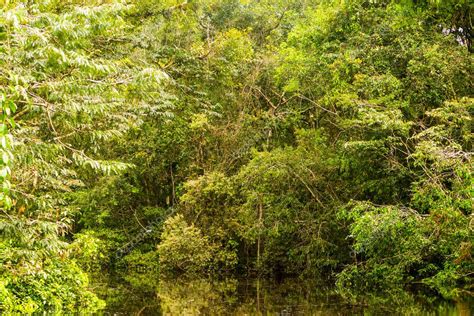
[0,0,472,312]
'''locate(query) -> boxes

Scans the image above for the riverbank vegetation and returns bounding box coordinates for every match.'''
[0,0,472,313]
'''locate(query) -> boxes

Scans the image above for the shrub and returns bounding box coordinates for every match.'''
[157,214,215,274]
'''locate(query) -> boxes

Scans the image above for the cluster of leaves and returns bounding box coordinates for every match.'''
[0,0,170,312]
[157,213,237,274]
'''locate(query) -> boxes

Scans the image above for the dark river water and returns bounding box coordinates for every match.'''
[89,271,473,315]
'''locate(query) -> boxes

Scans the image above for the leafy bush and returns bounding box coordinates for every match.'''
[69,231,107,270]
[122,249,160,272]
[0,260,104,313]
[157,214,217,274]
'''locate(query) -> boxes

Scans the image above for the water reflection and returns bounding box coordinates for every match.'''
[90,271,472,315]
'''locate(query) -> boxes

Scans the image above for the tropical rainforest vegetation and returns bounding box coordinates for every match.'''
[0,0,472,313]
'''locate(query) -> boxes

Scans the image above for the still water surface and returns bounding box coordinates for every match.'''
[90,272,473,315]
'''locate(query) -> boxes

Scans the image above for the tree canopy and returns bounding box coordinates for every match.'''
[0,0,472,313]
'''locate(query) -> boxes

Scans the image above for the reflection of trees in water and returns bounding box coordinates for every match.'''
[338,285,465,315]
[91,273,472,315]
[157,278,333,315]
[158,278,239,315]
[157,278,472,315]
[88,271,162,315]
